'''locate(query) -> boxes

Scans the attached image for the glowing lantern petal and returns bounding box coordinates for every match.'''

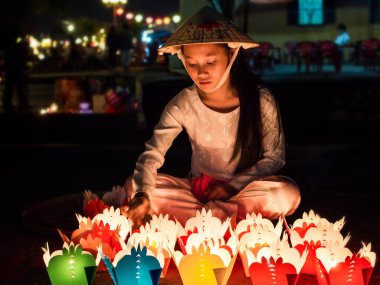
[249,257,298,285]
[174,244,226,285]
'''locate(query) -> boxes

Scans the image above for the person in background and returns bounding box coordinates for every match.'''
[106,25,118,68]
[122,6,301,228]
[147,38,159,67]
[334,24,350,47]
[2,27,30,112]
[120,22,133,71]
[67,35,83,70]
[334,24,351,64]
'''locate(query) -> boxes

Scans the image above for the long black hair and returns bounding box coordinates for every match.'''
[229,48,282,174]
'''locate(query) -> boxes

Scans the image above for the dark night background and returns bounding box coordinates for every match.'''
[34,0,180,33]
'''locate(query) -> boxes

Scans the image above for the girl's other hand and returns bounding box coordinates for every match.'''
[124,193,152,229]
[204,184,239,201]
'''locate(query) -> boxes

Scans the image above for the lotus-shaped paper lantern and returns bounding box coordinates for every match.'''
[60,207,131,270]
[246,234,307,285]
[173,208,238,285]
[315,241,376,285]
[89,207,131,240]
[179,208,231,235]
[83,186,127,218]
[236,213,283,277]
[148,213,178,250]
[128,214,177,277]
[289,210,376,285]
[101,186,128,207]
[171,241,237,285]
[177,208,232,250]
[236,213,283,239]
[99,244,163,285]
[42,242,100,285]
[83,190,110,218]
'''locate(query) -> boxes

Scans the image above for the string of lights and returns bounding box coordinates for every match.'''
[101,0,181,26]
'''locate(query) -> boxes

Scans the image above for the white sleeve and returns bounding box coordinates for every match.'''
[132,97,183,196]
[228,90,285,190]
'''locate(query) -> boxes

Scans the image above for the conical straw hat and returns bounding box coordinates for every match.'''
[159,5,258,54]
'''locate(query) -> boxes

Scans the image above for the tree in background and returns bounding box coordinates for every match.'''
[33,0,69,36]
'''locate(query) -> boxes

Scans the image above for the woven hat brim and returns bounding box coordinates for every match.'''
[159,41,259,54]
[158,6,259,54]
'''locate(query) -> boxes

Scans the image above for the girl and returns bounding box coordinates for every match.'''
[124,6,301,228]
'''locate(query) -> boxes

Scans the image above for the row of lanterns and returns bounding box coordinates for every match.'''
[42,186,376,285]
[115,9,181,25]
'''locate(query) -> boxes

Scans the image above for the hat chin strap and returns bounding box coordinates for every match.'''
[177,45,241,94]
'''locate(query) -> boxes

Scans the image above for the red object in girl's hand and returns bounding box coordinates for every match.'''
[191,173,226,204]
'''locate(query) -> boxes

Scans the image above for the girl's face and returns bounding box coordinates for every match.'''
[182,44,230,93]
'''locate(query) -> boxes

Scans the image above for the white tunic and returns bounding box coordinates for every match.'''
[133,84,285,195]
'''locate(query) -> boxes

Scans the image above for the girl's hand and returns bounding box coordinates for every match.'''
[123,193,152,229]
[204,184,239,201]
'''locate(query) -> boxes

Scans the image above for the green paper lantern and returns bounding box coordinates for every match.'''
[42,242,98,285]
